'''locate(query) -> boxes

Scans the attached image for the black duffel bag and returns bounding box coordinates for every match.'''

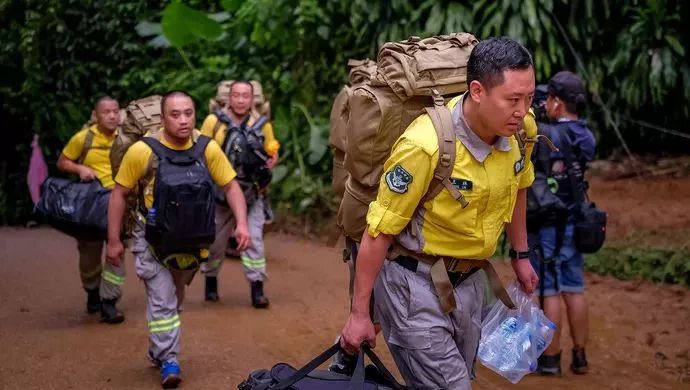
[238,343,405,390]
[35,177,111,240]
[573,201,607,253]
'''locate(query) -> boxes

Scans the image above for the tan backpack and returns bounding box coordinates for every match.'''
[336,33,479,242]
[208,80,271,118]
[110,95,163,178]
[329,59,377,198]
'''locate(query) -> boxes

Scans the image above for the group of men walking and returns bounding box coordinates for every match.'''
[55,36,595,389]
[58,82,278,388]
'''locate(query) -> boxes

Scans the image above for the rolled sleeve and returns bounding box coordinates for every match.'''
[365,138,434,238]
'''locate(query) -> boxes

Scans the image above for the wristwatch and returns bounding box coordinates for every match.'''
[509,248,530,260]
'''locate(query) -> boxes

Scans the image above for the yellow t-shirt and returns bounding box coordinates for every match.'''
[114,132,237,209]
[200,113,280,156]
[366,94,537,260]
[61,124,117,189]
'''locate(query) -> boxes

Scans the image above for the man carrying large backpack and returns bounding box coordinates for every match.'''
[57,96,126,324]
[339,37,539,389]
[199,80,280,308]
[106,91,250,388]
[528,71,596,376]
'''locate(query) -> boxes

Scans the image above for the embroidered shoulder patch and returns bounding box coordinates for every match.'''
[514,156,526,175]
[385,165,413,194]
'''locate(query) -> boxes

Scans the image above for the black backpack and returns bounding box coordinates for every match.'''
[529,122,606,253]
[141,136,216,259]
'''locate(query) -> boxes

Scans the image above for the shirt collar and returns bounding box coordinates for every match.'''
[451,93,512,163]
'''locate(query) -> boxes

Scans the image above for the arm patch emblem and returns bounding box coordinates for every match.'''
[385,165,413,194]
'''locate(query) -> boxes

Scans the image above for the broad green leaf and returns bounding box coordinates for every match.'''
[664,35,685,56]
[161,3,223,48]
[425,3,444,35]
[271,165,288,183]
[523,0,538,28]
[221,0,243,12]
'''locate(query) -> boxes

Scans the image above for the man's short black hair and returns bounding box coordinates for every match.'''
[161,90,194,113]
[229,80,254,95]
[94,95,118,111]
[467,37,533,89]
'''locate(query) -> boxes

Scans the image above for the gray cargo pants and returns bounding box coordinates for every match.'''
[374,260,486,390]
[77,239,125,300]
[202,198,267,282]
[130,226,197,365]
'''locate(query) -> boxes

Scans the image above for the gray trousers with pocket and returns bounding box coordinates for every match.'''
[131,226,197,365]
[77,239,125,300]
[374,260,486,389]
[202,198,267,282]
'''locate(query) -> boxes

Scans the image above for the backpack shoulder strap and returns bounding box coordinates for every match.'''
[249,115,269,133]
[211,112,225,140]
[422,91,468,208]
[78,128,95,164]
[140,137,168,159]
[557,123,586,205]
[190,134,212,160]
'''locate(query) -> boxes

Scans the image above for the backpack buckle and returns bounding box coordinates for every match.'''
[440,152,452,167]
[431,89,444,106]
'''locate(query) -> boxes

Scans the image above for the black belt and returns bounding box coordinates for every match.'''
[392,255,481,286]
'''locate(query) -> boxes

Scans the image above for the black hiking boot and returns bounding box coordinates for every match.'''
[571,347,589,375]
[205,276,219,302]
[100,299,125,324]
[85,288,101,314]
[250,281,269,309]
[536,352,562,376]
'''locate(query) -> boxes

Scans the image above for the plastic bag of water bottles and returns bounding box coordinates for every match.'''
[478,280,556,383]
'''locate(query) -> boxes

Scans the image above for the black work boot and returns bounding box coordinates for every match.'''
[250,281,269,309]
[571,347,589,375]
[205,276,219,302]
[85,288,101,314]
[536,352,562,376]
[100,299,125,324]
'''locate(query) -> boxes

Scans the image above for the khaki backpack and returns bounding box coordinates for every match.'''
[110,95,163,179]
[208,80,271,119]
[336,33,479,242]
[329,59,377,198]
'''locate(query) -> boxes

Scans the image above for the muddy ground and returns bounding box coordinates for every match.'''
[1,176,689,389]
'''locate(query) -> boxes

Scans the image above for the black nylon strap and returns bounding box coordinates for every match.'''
[271,343,406,390]
[271,343,342,390]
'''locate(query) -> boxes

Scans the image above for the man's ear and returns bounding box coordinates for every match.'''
[468,80,484,103]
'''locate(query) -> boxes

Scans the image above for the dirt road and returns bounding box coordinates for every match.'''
[1,224,688,389]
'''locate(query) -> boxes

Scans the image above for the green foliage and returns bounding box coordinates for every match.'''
[2,0,689,225]
[586,246,690,287]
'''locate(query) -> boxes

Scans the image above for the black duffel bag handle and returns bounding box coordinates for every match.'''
[272,343,405,390]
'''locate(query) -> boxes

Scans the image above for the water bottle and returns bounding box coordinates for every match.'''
[530,307,556,357]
